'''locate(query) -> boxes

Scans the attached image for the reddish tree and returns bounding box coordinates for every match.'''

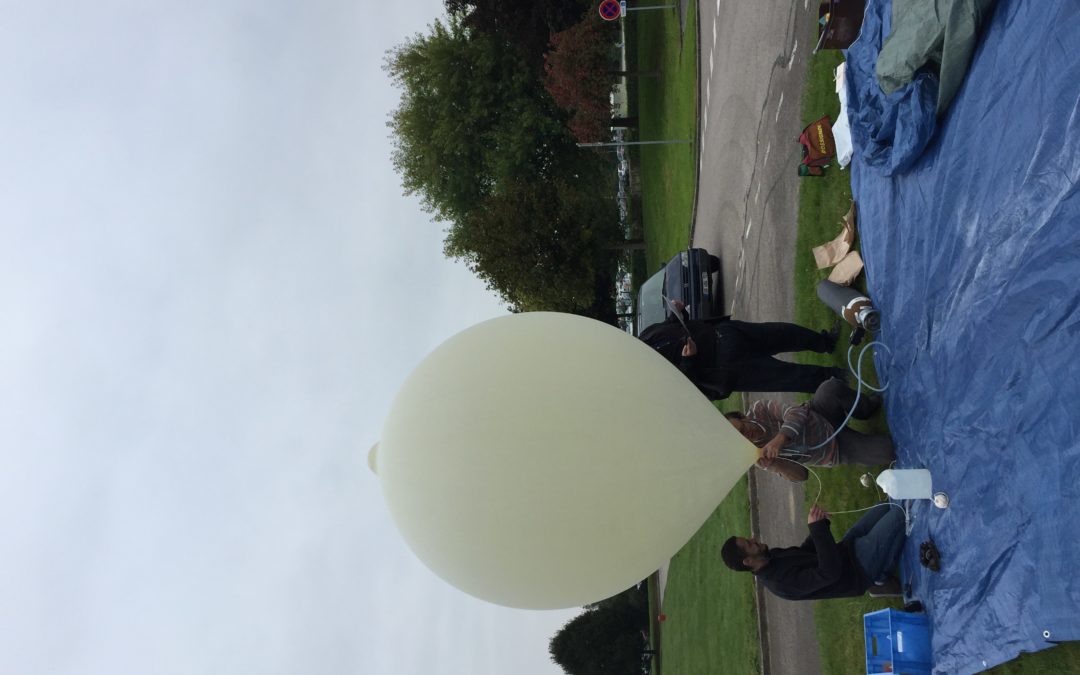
[543,15,620,143]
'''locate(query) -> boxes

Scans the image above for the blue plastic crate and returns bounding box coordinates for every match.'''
[864,608,933,675]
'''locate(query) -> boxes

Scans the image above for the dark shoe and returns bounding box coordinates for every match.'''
[919,540,941,572]
[868,577,902,597]
[862,392,883,417]
[823,320,842,352]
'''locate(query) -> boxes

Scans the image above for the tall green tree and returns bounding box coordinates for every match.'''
[385,17,573,224]
[543,13,621,142]
[444,0,589,71]
[549,601,646,675]
[445,175,620,311]
[584,583,649,621]
[385,14,623,315]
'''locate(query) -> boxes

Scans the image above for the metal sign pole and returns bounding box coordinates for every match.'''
[577,140,691,148]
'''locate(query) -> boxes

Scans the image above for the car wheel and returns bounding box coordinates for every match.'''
[707,255,721,273]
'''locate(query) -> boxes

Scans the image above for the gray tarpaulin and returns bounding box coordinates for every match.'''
[876,0,997,116]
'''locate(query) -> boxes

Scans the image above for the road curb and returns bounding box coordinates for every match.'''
[687,0,702,247]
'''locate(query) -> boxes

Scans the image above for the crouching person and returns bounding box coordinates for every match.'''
[725,377,895,482]
[721,503,906,600]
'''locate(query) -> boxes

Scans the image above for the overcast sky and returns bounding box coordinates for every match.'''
[0,2,580,673]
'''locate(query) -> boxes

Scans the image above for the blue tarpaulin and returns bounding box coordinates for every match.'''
[844,0,1080,672]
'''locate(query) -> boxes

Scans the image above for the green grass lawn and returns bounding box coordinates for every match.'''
[793,51,854,340]
[635,4,698,270]
[658,478,759,675]
[794,48,1080,675]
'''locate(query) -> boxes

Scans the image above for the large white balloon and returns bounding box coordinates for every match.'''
[374,312,757,609]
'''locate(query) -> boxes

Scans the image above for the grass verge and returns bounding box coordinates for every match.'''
[635,4,698,270]
[659,478,759,675]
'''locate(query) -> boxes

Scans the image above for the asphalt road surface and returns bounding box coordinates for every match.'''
[690,2,824,674]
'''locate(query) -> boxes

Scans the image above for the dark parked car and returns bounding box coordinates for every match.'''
[635,248,722,335]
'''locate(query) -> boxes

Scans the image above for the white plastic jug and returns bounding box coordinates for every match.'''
[876,469,933,499]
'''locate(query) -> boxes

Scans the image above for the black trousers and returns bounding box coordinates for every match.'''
[809,378,895,466]
[708,320,836,394]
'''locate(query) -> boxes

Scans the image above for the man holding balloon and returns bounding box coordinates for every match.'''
[723,377,896,482]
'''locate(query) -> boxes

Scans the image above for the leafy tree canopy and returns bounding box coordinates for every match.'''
[444,0,589,71]
[445,175,620,311]
[385,11,623,315]
[544,13,620,142]
[549,594,647,675]
[385,17,576,223]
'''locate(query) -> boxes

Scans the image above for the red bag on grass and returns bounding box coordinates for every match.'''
[798,115,836,176]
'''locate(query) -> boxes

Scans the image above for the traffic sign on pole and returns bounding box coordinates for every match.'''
[598,0,622,21]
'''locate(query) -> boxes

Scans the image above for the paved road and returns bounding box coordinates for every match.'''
[690,2,823,675]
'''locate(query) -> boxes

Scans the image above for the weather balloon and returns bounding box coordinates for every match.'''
[374,312,756,609]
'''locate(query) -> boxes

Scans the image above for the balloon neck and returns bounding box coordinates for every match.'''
[368,442,380,475]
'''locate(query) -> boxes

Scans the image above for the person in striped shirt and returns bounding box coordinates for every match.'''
[725,378,895,482]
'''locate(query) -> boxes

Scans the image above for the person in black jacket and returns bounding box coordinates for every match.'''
[637,299,843,400]
[720,503,906,600]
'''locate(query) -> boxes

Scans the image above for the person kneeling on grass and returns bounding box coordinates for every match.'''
[721,503,906,600]
[724,377,895,482]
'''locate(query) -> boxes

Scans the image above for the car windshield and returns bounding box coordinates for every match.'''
[663,253,687,307]
[636,269,668,334]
